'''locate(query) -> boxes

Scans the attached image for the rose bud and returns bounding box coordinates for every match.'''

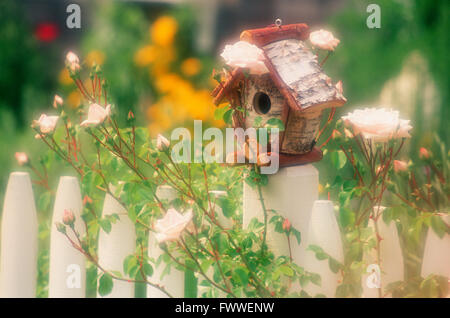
[14,152,29,166]
[282,218,291,232]
[53,95,63,108]
[393,160,408,173]
[419,147,430,159]
[62,209,75,226]
[156,134,170,151]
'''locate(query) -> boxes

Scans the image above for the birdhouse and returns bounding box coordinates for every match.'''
[212,22,346,167]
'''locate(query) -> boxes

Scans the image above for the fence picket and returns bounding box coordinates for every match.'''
[243,164,319,292]
[0,172,38,298]
[147,186,185,298]
[97,192,136,298]
[303,200,344,297]
[48,176,85,298]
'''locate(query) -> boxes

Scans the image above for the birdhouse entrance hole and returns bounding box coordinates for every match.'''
[253,92,271,114]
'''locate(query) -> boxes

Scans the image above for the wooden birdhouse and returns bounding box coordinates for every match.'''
[212,22,346,167]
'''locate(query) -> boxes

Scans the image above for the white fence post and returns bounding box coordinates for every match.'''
[0,172,38,298]
[421,214,450,279]
[244,165,318,259]
[303,200,343,297]
[97,192,136,298]
[48,176,85,298]
[243,164,319,293]
[147,185,185,298]
[362,215,404,298]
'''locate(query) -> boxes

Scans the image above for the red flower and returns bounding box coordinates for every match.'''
[35,22,59,42]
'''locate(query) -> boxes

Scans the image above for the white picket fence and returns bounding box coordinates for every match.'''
[0,166,448,298]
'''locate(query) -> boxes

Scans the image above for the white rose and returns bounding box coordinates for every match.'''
[154,208,193,243]
[342,108,412,142]
[33,114,59,134]
[309,29,340,51]
[220,41,269,75]
[80,103,111,127]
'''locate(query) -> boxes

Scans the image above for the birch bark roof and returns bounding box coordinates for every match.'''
[263,39,346,111]
[212,23,346,112]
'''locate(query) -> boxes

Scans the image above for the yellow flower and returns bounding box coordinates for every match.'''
[85,50,105,67]
[151,16,178,47]
[134,45,157,67]
[181,58,202,77]
[59,68,73,86]
[67,91,81,109]
[318,184,324,194]
[155,73,184,94]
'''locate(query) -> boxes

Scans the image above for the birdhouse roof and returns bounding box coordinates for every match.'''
[212,23,347,112]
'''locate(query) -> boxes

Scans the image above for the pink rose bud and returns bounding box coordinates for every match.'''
[393,160,408,172]
[62,209,75,225]
[309,29,340,51]
[14,152,28,166]
[282,218,291,232]
[53,95,63,108]
[156,134,170,151]
[419,147,430,159]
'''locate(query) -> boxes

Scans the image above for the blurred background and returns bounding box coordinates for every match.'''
[0,0,448,190]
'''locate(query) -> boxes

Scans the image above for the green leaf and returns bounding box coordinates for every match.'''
[309,273,321,286]
[330,150,347,170]
[343,179,357,192]
[328,258,342,274]
[217,197,235,219]
[99,218,112,234]
[253,116,263,128]
[214,104,230,120]
[98,274,114,296]
[430,215,448,238]
[339,206,354,228]
[223,109,234,125]
[292,229,301,245]
[123,255,138,276]
[279,265,294,277]
[265,118,285,131]
[142,263,153,277]
[234,268,249,286]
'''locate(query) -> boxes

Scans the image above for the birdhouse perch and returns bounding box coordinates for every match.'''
[212,22,346,167]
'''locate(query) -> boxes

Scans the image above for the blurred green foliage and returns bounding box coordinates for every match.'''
[326,0,449,145]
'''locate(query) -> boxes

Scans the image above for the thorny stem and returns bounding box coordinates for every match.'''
[62,228,173,297]
[256,182,269,257]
